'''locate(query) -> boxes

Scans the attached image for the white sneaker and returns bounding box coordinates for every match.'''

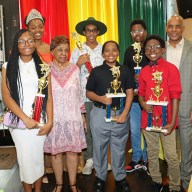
[82,158,93,175]
[108,163,112,171]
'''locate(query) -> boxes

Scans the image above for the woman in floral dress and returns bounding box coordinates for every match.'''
[44,35,87,192]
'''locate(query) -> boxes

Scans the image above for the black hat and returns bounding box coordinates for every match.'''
[75,17,107,36]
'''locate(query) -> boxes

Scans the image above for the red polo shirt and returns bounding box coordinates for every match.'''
[138,58,182,129]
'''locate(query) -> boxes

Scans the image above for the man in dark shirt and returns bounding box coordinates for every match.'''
[86,41,133,192]
[123,19,149,172]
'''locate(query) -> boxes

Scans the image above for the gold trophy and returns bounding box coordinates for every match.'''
[32,64,50,125]
[146,70,168,133]
[133,42,142,68]
[71,32,93,75]
[105,65,126,122]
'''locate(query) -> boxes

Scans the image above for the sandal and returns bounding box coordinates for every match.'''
[53,184,63,192]
[67,184,81,192]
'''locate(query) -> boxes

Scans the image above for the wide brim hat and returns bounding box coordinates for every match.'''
[75,17,107,36]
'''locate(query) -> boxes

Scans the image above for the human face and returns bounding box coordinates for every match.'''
[102,42,119,66]
[18,31,36,57]
[130,24,147,43]
[166,16,184,44]
[52,43,69,65]
[27,19,44,40]
[83,24,99,43]
[145,39,164,62]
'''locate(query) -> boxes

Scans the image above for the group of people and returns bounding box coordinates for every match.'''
[1,7,192,192]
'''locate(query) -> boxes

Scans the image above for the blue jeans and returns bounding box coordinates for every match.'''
[130,102,147,162]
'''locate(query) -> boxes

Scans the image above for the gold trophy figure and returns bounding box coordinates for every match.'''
[133,42,142,68]
[110,65,121,94]
[151,70,163,102]
[71,32,93,74]
[32,64,50,124]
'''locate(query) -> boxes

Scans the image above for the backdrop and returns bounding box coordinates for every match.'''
[19,0,166,62]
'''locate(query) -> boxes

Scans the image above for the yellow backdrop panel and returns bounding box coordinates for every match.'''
[67,0,118,53]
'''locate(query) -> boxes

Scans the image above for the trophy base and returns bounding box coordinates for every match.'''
[146,101,168,106]
[106,93,126,98]
[146,126,167,133]
[104,117,117,122]
[38,123,45,127]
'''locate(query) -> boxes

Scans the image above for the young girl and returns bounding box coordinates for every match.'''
[2,29,53,192]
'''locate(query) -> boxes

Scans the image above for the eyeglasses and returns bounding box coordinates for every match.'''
[18,39,35,46]
[145,44,161,52]
[84,28,98,34]
[130,29,145,36]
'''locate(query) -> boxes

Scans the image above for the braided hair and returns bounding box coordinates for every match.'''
[6,29,48,122]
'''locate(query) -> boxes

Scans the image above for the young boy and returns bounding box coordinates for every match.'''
[123,19,148,172]
[138,35,181,192]
[86,40,134,192]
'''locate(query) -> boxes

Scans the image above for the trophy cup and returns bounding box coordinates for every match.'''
[146,70,168,133]
[133,42,142,70]
[132,42,142,92]
[71,32,93,75]
[105,65,126,122]
[32,63,50,126]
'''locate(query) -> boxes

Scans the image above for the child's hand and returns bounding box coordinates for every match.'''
[37,123,52,135]
[141,101,153,113]
[100,95,112,105]
[115,113,127,124]
[163,123,174,135]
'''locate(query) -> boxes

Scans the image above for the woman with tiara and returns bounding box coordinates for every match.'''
[24,9,52,64]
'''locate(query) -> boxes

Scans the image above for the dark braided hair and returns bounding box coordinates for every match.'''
[6,29,48,122]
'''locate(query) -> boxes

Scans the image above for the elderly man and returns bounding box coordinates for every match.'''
[166,14,192,192]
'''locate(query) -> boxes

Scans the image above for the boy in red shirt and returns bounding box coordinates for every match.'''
[138,35,181,192]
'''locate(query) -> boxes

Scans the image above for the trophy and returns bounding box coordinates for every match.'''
[146,70,168,133]
[31,63,50,126]
[105,65,126,122]
[71,32,93,75]
[132,42,142,92]
[133,42,142,71]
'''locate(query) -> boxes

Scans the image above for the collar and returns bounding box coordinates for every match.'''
[167,37,184,47]
[103,61,120,69]
[149,58,163,67]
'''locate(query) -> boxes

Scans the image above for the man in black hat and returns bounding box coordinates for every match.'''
[70,17,110,176]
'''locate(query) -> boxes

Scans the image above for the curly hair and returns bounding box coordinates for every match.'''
[6,29,48,122]
[50,35,70,51]
[130,19,147,31]
[143,35,165,49]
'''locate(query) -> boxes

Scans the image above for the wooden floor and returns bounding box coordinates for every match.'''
[0,130,170,192]
[42,144,170,192]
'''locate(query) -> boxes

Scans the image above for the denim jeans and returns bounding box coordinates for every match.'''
[130,102,147,162]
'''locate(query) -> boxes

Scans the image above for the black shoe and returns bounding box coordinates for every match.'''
[115,178,131,192]
[95,177,105,192]
[153,182,163,192]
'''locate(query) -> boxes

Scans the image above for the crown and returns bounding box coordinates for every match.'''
[26,9,44,25]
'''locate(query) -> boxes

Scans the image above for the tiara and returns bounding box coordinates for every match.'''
[26,9,44,25]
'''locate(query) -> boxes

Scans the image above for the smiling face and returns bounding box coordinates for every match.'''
[145,39,164,62]
[102,41,119,66]
[52,43,69,65]
[166,16,184,45]
[27,18,45,41]
[18,31,36,59]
